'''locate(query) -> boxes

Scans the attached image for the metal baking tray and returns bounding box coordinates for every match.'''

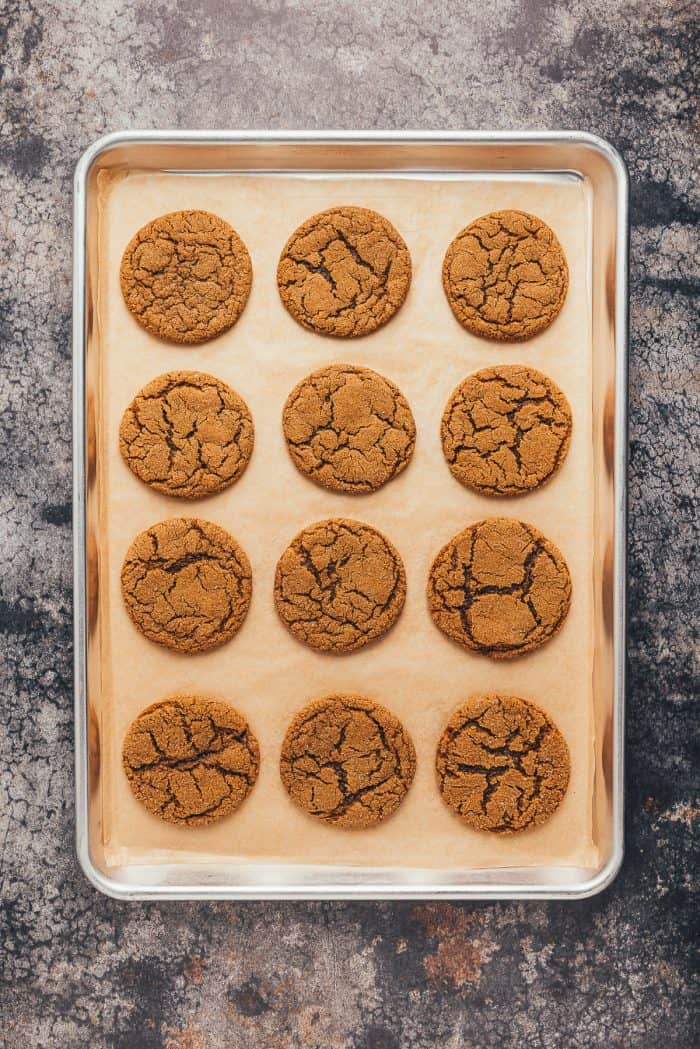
[73,130,627,900]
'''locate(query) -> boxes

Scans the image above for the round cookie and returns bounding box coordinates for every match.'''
[427,517,571,659]
[121,517,252,653]
[274,518,406,653]
[277,206,412,337]
[122,696,259,826]
[282,364,416,493]
[119,370,254,498]
[441,365,572,495]
[120,209,252,344]
[442,209,569,341]
[280,694,416,828]
[436,694,570,833]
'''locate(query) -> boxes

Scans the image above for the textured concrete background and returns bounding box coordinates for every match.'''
[1,1,698,1046]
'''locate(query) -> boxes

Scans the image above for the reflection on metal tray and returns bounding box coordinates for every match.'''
[73,131,627,900]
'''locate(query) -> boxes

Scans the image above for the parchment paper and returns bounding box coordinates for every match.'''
[96,169,598,870]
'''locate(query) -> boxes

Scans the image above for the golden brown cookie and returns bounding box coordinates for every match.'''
[280,694,416,828]
[120,210,252,344]
[277,206,411,337]
[427,518,571,658]
[123,696,259,826]
[436,694,570,833]
[274,518,406,653]
[121,518,252,653]
[441,365,572,495]
[442,210,569,341]
[119,371,254,498]
[282,364,416,493]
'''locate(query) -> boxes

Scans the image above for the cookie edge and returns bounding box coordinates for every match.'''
[118,369,255,499]
[281,363,417,494]
[122,694,260,827]
[435,692,571,833]
[119,209,253,346]
[279,692,417,828]
[426,517,572,659]
[120,517,253,654]
[273,517,407,654]
[276,205,413,339]
[441,209,569,343]
[439,364,573,496]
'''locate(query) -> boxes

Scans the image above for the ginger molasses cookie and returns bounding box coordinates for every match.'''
[121,518,252,653]
[120,210,252,344]
[119,371,254,498]
[280,694,416,828]
[274,518,406,653]
[123,696,259,826]
[442,210,569,341]
[282,364,416,493]
[441,365,572,495]
[277,206,411,337]
[427,518,571,658]
[436,694,570,833]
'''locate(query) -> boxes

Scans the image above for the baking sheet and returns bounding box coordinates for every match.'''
[95,169,598,871]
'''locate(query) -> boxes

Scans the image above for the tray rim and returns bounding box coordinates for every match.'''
[73,129,628,901]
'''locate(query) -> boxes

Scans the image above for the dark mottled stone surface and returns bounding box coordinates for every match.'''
[0,1,698,1046]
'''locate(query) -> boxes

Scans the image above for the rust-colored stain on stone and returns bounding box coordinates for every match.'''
[183,955,207,982]
[164,1027,206,1049]
[658,802,700,828]
[415,903,495,987]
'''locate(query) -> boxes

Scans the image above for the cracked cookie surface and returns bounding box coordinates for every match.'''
[441,365,572,495]
[428,518,571,658]
[277,206,411,337]
[436,694,570,832]
[442,209,569,341]
[121,518,252,653]
[123,696,259,826]
[120,210,252,344]
[119,370,254,498]
[274,518,406,653]
[283,364,416,493]
[280,694,416,827]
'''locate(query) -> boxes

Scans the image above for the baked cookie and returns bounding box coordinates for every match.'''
[277,206,411,337]
[442,210,568,341]
[119,370,254,498]
[120,210,252,344]
[436,694,570,833]
[274,518,406,653]
[280,694,416,828]
[282,364,416,493]
[441,365,572,495]
[121,517,252,653]
[123,696,259,826]
[427,517,571,658]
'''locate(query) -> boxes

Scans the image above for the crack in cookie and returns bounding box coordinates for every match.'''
[274,518,406,653]
[119,370,254,498]
[120,210,252,344]
[283,364,416,493]
[280,694,416,827]
[442,210,568,341]
[436,694,570,832]
[121,518,252,653]
[277,206,412,337]
[123,696,259,826]
[441,365,572,495]
[427,518,571,658]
